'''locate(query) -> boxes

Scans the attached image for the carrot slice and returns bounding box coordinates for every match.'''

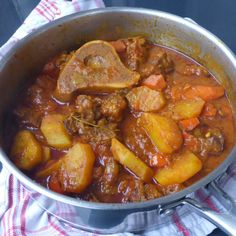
[202,103,217,117]
[179,117,200,131]
[184,85,224,101]
[170,86,183,101]
[142,74,167,91]
[109,40,126,52]
[183,132,199,150]
[48,174,64,194]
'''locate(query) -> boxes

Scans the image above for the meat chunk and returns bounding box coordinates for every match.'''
[14,107,43,127]
[118,177,161,202]
[65,113,118,143]
[103,158,119,184]
[75,95,101,123]
[185,126,225,157]
[126,86,165,112]
[27,76,56,105]
[101,93,127,122]
[122,37,147,71]
[144,184,161,200]
[14,75,57,127]
[139,47,174,77]
[118,177,147,202]
[65,95,121,143]
[196,127,224,156]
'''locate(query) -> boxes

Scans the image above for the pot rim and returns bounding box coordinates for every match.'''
[0,7,236,210]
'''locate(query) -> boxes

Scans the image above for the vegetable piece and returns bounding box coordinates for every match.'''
[109,40,126,52]
[172,99,205,120]
[154,151,202,185]
[179,117,200,131]
[126,86,166,112]
[111,138,154,182]
[11,130,42,171]
[170,86,183,101]
[142,74,167,91]
[58,142,95,193]
[202,103,217,117]
[48,174,64,194]
[40,114,72,149]
[138,113,183,154]
[56,40,140,100]
[36,160,62,178]
[42,146,51,162]
[183,132,200,152]
[150,153,169,168]
[184,85,225,101]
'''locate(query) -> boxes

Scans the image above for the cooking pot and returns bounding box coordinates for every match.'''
[0,7,236,235]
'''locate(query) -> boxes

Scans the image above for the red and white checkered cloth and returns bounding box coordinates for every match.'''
[0,1,235,235]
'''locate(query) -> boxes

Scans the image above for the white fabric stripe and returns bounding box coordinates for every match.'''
[1,0,235,235]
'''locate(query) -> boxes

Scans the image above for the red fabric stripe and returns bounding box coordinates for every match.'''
[20,195,30,236]
[7,175,14,236]
[7,224,53,234]
[39,2,54,20]
[173,212,190,236]
[48,217,67,236]
[196,189,220,212]
[45,0,61,15]
[6,177,21,236]
[72,0,81,12]
[10,177,19,236]
[35,7,51,21]
[41,2,55,20]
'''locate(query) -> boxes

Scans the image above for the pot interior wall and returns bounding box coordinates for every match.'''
[1,10,236,118]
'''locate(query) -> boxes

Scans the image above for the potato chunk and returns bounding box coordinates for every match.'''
[11,130,42,171]
[36,160,62,178]
[154,151,202,185]
[138,113,183,154]
[172,99,205,120]
[111,138,154,182]
[58,143,95,193]
[42,146,51,162]
[126,86,166,112]
[41,114,72,149]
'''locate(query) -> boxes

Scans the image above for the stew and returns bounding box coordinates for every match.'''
[6,37,235,203]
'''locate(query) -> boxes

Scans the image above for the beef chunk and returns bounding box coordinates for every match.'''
[75,95,101,123]
[188,126,224,157]
[139,47,174,77]
[101,93,127,122]
[122,37,147,71]
[14,76,56,127]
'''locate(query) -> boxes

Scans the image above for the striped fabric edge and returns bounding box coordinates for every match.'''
[0,0,235,235]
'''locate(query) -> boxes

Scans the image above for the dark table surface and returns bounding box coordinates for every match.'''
[1,0,235,235]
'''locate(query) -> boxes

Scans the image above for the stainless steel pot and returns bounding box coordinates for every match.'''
[0,7,236,235]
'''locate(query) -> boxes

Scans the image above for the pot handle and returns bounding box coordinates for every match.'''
[161,180,236,236]
[182,198,236,236]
